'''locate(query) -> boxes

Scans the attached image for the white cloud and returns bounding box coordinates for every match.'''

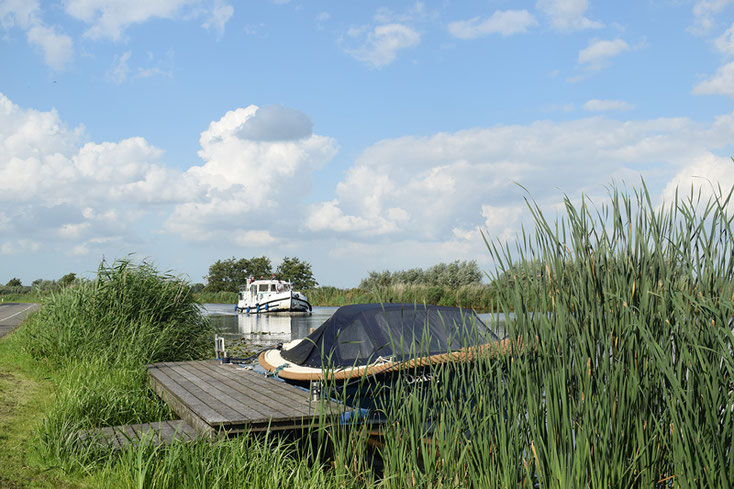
[344,23,420,69]
[448,10,538,39]
[536,0,602,32]
[64,0,232,40]
[578,38,630,69]
[163,105,338,241]
[715,23,734,56]
[661,153,734,209]
[583,99,634,112]
[307,113,734,248]
[26,24,73,71]
[201,0,233,37]
[690,0,734,35]
[234,230,277,247]
[0,239,40,255]
[0,92,196,255]
[0,0,39,29]
[107,51,131,83]
[693,61,734,97]
[1,1,73,71]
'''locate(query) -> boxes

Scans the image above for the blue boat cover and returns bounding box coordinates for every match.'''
[281,303,498,368]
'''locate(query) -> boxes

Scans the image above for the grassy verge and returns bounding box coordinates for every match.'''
[0,294,47,304]
[0,335,91,488]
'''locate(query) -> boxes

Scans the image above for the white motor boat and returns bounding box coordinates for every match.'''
[236,278,312,314]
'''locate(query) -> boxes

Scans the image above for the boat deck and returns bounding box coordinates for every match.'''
[148,360,348,436]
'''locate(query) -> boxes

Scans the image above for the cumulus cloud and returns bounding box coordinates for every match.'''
[306,113,734,249]
[448,10,538,39]
[344,23,420,69]
[0,92,194,255]
[583,99,634,112]
[536,0,602,32]
[661,153,734,209]
[237,105,313,142]
[578,38,630,70]
[693,61,734,97]
[163,104,337,241]
[65,0,233,40]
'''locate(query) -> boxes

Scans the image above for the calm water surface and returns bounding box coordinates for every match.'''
[202,303,506,348]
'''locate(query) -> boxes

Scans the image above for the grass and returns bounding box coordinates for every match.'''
[2,181,733,487]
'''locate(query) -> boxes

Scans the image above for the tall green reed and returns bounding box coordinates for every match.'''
[12,258,214,472]
[306,182,733,488]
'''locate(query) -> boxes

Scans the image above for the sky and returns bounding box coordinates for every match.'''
[1,0,734,288]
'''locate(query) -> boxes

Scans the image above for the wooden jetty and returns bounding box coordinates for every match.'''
[148,360,349,437]
[78,420,197,450]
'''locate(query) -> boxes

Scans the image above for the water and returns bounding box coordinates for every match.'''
[202,303,507,348]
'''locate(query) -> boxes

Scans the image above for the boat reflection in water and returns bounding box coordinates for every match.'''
[236,312,311,344]
[203,303,337,348]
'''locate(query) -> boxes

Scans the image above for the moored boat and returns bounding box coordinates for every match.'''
[258,303,505,411]
[236,278,312,314]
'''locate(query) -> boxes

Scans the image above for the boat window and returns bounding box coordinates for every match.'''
[259,284,270,293]
[335,320,376,364]
[271,284,278,291]
[250,285,256,295]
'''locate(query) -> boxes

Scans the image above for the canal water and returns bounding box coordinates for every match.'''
[202,303,507,352]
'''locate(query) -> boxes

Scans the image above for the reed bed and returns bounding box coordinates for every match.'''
[308,182,734,487]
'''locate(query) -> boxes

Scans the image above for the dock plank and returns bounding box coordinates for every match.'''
[149,365,230,424]
[173,362,271,422]
[185,361,307,419]
[79,420,199,450]
[147,360,350,435]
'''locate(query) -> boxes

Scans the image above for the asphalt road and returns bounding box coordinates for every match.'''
[0,303,39,339]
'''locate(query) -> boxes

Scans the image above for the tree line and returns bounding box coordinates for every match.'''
[204,256,317,292]
[359,260,484,289]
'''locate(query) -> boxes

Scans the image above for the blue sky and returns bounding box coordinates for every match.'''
[1,0,734,288]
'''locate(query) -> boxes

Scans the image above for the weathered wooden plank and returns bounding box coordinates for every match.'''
[164,363,258,424]
[149,365,228,424]
[191,363,304,416]
[78,420,200,451]
[148,368,218,436]
[147,360,352,435]
[203,361,312,407]
[184,361,304,419]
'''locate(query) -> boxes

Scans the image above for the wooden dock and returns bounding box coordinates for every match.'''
[78,420,198,450]
[148,360,349,436]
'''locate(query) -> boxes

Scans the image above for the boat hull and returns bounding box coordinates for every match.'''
[236,292,311,314]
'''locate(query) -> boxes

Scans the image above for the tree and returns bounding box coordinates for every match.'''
[276,257,318,289]
[59,273,77,288]
[248,256,273,280]
[205,256,273,293]
[6,277,21,287]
